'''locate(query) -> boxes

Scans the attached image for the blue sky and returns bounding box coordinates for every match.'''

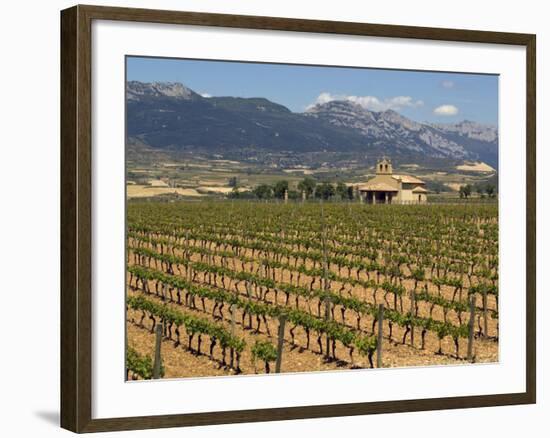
[127,56,498,125]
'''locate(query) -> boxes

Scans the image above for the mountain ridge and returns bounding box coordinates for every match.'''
[126,81,498,168]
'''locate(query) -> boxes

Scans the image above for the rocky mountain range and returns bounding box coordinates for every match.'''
[126,81,498,168]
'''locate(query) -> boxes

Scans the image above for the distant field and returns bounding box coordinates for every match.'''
[127,185,202,198]
[126,156,495,200]
[456,161,496,172]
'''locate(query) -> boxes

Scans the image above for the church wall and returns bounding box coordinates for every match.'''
[397,189,415,202]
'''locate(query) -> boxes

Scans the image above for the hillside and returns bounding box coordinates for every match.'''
[126,81,498,169]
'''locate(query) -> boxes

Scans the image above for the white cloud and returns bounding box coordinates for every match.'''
[433,104,459,116]
[312,92,334,106]
[307,92,423,112]
[441,80,455,89]
[200,92,212,98]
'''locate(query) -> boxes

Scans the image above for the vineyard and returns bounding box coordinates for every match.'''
[125,201,498,379]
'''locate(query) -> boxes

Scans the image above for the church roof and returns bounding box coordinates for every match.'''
[392,174,425,184]
[358,182,398,192]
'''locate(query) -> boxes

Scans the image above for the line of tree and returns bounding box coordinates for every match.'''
[474,183,497,198]
[459,183,496,199]
[228,177,354,201]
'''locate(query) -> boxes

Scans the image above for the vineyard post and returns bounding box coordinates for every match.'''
[467,295,476,362]
[324,297,331,358]
[320,200,331,359]
[275,314,287,373]
[153,323,163,379]
[377,304,384,368]
[230,304,236,337]
[410,291,415,347]
[482,288,488,338]
[245,283,253,328]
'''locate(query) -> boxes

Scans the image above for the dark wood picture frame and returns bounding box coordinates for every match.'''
[60,4,536,433]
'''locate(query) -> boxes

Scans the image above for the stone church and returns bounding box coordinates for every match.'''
[357,158,428,204]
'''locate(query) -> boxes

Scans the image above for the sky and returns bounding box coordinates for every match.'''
[127,56,498,125]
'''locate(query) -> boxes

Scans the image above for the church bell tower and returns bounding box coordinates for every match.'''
[376,157,393,175]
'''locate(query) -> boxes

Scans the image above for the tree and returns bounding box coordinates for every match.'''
[459,184,472,199]
[228,176,238,188]
[315,182,335,200]
[336,182,351,200]
[253,184,273,199]
[273,180,289,199]
[287,190,300,200]
[227,187,255,199]
[475,184,485,198]
[297,177,316,199]
[485,184,496,198]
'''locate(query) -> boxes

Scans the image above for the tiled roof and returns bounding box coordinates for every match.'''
[358,182,399,192]
[412,186,428,193]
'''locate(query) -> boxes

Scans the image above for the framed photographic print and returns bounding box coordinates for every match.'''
[60,4,536,433]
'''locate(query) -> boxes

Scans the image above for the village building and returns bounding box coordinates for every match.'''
[357,158,428,204]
